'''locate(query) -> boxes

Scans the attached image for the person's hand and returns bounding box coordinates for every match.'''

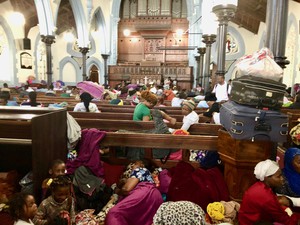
[277,196,291,207]
[169,117,176,125]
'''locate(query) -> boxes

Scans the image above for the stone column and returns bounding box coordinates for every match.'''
[41,35,55,87]
[194,55,200,86]
[213,4,237,76]
[265,0,289,68]
[202,35,216,92]
[198,47,206,87]
[80,47,89,81]
[101,54,110,87]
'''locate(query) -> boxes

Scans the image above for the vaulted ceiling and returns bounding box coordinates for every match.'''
[0,0,299,36]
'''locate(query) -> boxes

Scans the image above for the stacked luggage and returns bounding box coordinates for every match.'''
[220,48,288,142]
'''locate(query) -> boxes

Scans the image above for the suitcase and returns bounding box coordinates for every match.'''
[220,101,288,142]
[230,75,286,110]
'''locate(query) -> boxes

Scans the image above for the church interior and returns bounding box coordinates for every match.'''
[1,0,300,224]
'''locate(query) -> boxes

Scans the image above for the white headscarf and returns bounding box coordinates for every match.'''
[254,159,279,181]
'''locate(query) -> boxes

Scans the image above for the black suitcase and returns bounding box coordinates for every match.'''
[230,75,286,110]
[220,101,288,142]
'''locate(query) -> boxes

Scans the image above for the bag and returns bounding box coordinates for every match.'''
[235,48,283,82]
[220,101,288,142]
[289,120,300,145]
[73,166,112,214]
[230,76,286,110]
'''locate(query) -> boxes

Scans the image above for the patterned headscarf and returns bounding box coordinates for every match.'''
[283,147,300,195]
[153,201,206,225]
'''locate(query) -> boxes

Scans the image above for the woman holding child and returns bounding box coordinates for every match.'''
[238,159,300,224]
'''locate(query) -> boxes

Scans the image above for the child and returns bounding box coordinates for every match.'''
[9,192,37,225]
[42,159,66,200]
[33,175,75,225]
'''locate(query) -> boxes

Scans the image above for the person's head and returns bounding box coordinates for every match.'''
[120,87,128,94]
[28,92,38,106]
[156,96,164,105]
[128,89,136,96]
[3,83,8,88]
[181,99,196,116]
[48,84,54,90]
[9,193,37,222]
[103,92,111,100]
[284,147,300,174]
[50,175,72,204]
[132,159,156,173]
[216,75,225,85]
[178,92,187,100]
[141,90,157,108]
[153,201,206,225]
[80,92,93,112]
[228,79,232,85]
[254,159,283,188]
[49,159,66,178]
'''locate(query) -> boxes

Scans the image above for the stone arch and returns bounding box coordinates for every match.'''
[91,7,108,54]
[87,57,102,84]
[0,16,17,85]
[69,1,89,47]
[34,0,55,35]
[59,56,81,85]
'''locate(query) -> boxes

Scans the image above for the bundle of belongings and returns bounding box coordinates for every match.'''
[220,48,288,142]
[207,201,240,224]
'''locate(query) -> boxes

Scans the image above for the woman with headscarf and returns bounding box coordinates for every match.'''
[275,147,300,197]
[238,159,300,225]
[73,92,100,112]
[153,201,206,225]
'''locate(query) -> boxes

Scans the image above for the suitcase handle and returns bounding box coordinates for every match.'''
[254,122,272,132]
[258,98,277,107]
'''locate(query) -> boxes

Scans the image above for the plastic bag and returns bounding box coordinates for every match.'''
[19,171,34,195]
[235,48,283,82]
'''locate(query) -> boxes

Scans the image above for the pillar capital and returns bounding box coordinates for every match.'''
[212,4,237,25]
[202,34,217,46]
[79,47,89,55]
[101,54,110,60]
[197,47,206,55]
[41,35,55,45]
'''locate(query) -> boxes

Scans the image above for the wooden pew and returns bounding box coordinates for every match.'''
[0,106,67,203]
[75,118,221,135]
[69,111,211,124]
[99,132,218,169]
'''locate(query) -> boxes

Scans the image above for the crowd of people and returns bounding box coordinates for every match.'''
[4,149,300,225]
[2,76,300,224]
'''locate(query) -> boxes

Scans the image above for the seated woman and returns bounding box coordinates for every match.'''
[130,90,176,160]
[73,92,100,112]
[238,159,300,224]
[20,92,41,107]
[105,160,163,225]
[172,99,198,133]
[133,90,157,121]
[275,147,300,198]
